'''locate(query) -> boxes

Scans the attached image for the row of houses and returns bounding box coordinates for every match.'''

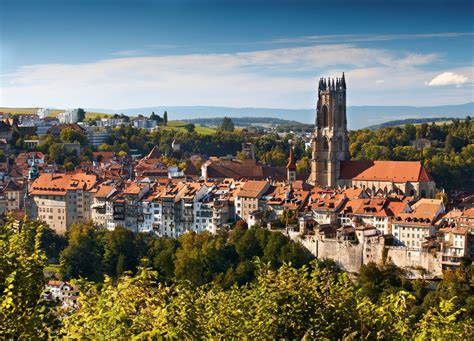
[22,167,474,267]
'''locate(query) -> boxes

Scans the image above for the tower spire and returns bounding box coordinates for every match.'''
[341,72,346,90]
[287,141,296,183]
[287,141,296,170]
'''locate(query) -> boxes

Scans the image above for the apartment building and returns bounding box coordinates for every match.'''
[0,180,23,214]
[29,172,97,234]
[392,198,445,249]
[235,180,271,225]
[439,226,469,269]
[91,184,117,228]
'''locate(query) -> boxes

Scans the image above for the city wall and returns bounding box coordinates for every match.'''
[288,231,443,279]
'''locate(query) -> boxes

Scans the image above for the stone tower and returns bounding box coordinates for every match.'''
[310,73,350,187]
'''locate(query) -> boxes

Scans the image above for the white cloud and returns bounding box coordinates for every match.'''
[426,72,470,87]
[0,43,471,109]
[268,32,474,45]
[111,49,148,57]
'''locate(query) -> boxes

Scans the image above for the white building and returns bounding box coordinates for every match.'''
[58,109,80,124]
[37,108,50,119]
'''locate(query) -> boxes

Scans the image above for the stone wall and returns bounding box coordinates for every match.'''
[288,231,443,278]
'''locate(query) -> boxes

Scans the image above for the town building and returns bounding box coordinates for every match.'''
[28,172,98,234]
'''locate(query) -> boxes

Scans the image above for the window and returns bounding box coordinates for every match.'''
[322,137,329,151]
[321,105,329,128]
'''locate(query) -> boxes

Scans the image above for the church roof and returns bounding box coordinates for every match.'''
[286,143,296,170]
[146,146,161,159]
[339,160,433,183]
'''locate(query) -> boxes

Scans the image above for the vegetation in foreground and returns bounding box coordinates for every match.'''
[0,218,473,339]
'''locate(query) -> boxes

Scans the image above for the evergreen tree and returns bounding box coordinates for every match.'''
[219,117,235,132]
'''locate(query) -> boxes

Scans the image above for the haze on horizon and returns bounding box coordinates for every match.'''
[0,0,473,110]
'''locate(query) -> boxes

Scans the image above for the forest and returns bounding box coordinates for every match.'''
[1,218,472,339]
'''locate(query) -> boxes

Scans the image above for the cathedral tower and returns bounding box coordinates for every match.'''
[310,73,350,187]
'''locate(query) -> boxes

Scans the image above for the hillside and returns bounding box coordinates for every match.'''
[86,102,473,130]
[364,117,465,130]
[183,116,302,127]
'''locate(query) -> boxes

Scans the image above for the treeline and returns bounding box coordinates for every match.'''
[349,117,474,191]
[57,222,314,287]
[1,219,472,338]
[365,117,458,130]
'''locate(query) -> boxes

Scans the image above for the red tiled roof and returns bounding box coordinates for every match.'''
[339,160,433,182]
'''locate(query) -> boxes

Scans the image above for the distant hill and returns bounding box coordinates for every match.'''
[183,117,302,127]
[364,117,465,130]
[87,102,473,130]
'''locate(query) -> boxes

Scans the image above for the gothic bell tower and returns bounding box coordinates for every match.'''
[309,73,350,187]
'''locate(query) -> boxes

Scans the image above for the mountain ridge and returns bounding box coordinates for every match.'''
[86,102,472,130]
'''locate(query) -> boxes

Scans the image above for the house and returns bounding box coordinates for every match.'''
[235,180,271,225]
[391,198,445,249]
[438,226,469,269]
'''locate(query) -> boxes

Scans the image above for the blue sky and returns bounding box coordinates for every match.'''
[0,0,473,109]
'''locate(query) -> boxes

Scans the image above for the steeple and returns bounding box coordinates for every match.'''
[28,154,39,181]
[341,72,346,90]
[287,141,296,183]
[286,141,296,170]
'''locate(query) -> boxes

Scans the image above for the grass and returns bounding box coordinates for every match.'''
[161,120,217,135]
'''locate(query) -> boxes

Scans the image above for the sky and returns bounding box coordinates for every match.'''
[0,0,473,109]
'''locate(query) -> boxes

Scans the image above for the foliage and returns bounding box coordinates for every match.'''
[0,218,55,338]
[60,261,473,339]
[219,116,235,132]
[59,223,104,281]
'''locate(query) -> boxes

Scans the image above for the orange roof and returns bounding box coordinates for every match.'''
[123,182,145,195]
[439,226,468,235]
[462,208,474,218]
[30,172,97,196]
[340,160,433,182]
[395,198,443,225]
[237,180,269,198]
[93,185,115,199]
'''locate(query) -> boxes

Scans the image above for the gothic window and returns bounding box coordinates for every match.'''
[321,105,328,128]
[323,161,328,171]
[322,137,329,151]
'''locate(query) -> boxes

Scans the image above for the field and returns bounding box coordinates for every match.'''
[163,120,217,135]
[0,107,111,120]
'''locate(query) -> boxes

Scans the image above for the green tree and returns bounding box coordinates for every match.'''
[77,108,86,122]
[59,223,104,281]
[219,117,235,132]
[102,226,138,279]
[163,111,168,126]
[0,218,54,338]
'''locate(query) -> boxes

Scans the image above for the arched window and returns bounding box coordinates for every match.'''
[321,105,329,128]
[322,137,329,151]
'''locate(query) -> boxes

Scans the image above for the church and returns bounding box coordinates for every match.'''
[308,73,436,198]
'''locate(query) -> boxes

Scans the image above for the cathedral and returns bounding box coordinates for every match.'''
[309,73,436,198]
